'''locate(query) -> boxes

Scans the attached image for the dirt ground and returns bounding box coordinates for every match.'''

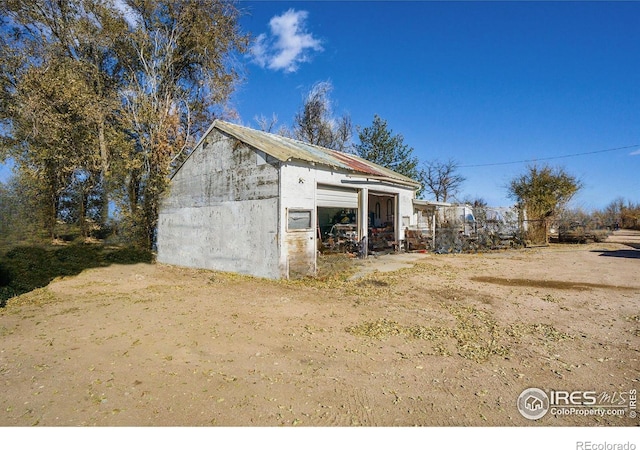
[1,231,638,427]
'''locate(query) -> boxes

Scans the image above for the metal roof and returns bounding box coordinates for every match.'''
[213,120,421,188]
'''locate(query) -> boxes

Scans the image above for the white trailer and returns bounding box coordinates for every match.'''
[437,204,477,237]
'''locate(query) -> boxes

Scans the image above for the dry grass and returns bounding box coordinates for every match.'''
[1,240,638,426]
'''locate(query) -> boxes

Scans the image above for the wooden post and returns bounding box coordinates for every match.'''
[359,188,369,258]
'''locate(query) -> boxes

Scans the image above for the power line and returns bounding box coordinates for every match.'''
[459,144,640,168]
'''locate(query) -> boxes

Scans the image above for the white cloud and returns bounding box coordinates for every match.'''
[250,9,323,73]
[629,149,640,156]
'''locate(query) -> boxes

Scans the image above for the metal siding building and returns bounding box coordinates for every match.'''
[157,121,421,279]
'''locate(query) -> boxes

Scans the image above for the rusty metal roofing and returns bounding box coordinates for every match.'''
[213,120,421,188]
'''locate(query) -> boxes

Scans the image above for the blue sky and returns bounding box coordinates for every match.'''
[231,0,640,209]
[1,1,638,210]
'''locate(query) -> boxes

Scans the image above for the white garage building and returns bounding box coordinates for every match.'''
[157,120,422,279]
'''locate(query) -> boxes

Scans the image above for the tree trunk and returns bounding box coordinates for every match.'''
[98,119,109,227]
[79,184,91,239]
[126,168,140,216]
[45,190,58,241]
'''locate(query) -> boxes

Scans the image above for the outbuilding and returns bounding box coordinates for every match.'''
[157,120,421,279]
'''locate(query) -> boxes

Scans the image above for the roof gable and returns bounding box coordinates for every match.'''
[212,120,420,188]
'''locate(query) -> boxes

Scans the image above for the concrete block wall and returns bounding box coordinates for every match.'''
[157,130,283,279]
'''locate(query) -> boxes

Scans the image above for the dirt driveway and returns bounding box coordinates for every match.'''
[1,232,638,426]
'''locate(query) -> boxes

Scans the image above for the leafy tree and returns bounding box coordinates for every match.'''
[0,0,249,248]
[507,164,582,244]
[291,81,352,151]
[116,0,249,248]
[421,159,466,202]
[619,202,640,230]
[353,114,420,185]
[10,61,97,237]
[0,174,45,247]
[0,0,129,237]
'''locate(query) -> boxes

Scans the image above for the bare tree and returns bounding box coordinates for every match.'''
[420,159,466,202]
[600,196,625,227]
[254,113,279,133]
[460,196,487,208]
[292,81,352,151]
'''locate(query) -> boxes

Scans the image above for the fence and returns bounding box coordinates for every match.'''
[411,205,528,253]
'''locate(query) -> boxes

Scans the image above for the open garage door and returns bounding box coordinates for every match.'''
[316,185,359,208]
[317,185,359,254]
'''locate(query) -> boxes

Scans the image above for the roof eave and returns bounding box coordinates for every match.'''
[342,173,421,189]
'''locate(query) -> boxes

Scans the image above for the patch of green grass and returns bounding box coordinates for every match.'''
[0,244,153,306]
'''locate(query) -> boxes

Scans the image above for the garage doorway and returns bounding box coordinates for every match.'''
[368,192,397,252]
[317,185,359,254]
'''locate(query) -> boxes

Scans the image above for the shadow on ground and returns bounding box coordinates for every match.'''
[592,241,640,260]
[0,245,153,307]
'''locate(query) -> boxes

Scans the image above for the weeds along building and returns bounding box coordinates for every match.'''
[157,120,422,279]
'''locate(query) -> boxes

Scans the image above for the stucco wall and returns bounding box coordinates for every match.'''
[279,164,317,278]
[158,126,419,279]
[279,162,418,275]
[157,130,282,279]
